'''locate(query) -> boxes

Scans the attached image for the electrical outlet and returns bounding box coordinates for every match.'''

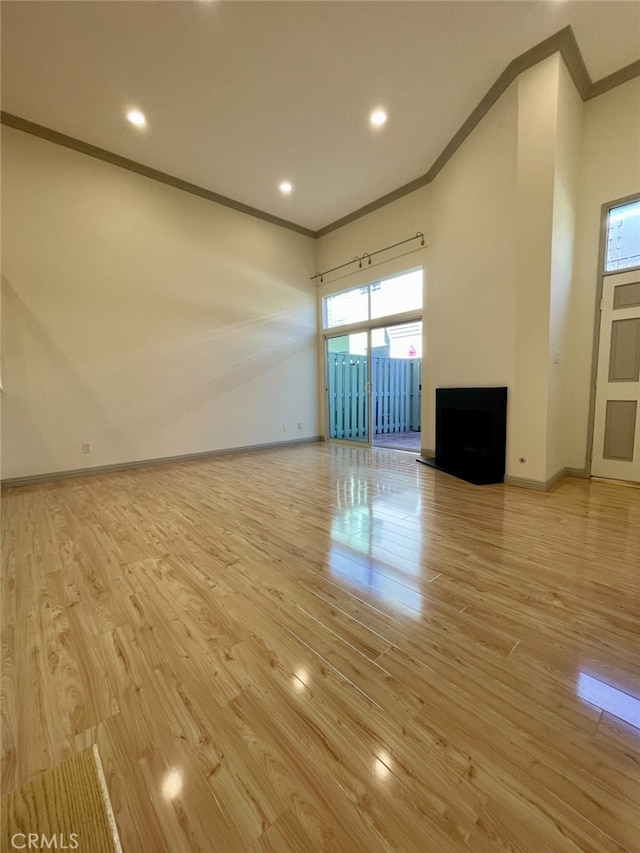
[281,424,287,432]
[82,442,92,453]
[297,422,303,430]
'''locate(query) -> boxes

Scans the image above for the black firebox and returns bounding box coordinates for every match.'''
[418,387,507,485]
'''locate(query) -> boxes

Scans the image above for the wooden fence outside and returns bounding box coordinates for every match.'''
[327,354,421,440]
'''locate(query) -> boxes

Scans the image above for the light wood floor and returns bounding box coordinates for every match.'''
[2,443,639,852]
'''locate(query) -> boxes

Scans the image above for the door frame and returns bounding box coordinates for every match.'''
[586,192,640,477]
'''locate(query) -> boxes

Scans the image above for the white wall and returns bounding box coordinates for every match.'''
[317,82,518,457]
[511,56,559,483]
[547,60,583,479]
[3,65,638,485]
[317,57,640,486]
[565,76,640,472]
[1,128,319,480]
[510,54,584,484]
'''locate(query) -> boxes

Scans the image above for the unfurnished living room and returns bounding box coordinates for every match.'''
[1,2,639,851]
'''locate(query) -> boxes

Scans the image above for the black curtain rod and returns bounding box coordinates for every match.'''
[311,231,425,283]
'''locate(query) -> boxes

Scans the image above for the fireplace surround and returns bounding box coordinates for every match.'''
[419,386,507,485]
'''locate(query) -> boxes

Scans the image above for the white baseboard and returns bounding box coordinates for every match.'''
[1,436,323,489]
[565,466,589,479]
[504,467,567,491]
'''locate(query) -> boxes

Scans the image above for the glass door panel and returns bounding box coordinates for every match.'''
[370,321,422,452]
[326,333,369,443]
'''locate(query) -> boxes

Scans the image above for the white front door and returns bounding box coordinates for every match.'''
[591,269,640,482]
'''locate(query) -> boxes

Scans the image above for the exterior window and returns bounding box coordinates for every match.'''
[324,286,368,329]
[605,199,640,272]
[323,269,422,329]
[370,269,422,320]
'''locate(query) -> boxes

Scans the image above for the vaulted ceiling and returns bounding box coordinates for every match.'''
[2,1,639,234]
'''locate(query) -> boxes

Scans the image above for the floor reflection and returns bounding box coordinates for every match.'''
[328,469,426,615]
[161,768,184,801]
[328,544,423,615]
[373,750,393,781]
[577,672,640,730]
[292,667,310,692]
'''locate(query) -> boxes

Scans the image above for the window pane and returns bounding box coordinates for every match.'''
[326,332,367,355]
[606,200,640,272]
[324,286,368,329]
[370,270,422,319]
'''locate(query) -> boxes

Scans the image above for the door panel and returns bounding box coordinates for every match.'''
[592,269,640,481]
[326,333,369,443]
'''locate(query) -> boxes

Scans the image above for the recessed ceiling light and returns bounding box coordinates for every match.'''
[279,181,293,195]
[126,109,147,128]
[370,109,387,127]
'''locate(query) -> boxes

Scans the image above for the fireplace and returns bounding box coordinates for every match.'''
[419,387,507,485]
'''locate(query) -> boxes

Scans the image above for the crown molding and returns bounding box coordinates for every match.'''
[0,112,316,239]
[587,59,640,100]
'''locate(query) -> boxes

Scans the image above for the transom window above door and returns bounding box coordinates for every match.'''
[323,269,423,330]
[605,199,640,272]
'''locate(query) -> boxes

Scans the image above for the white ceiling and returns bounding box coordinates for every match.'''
[2,1,639,233]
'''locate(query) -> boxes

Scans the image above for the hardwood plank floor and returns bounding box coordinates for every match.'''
[1,443,639,852]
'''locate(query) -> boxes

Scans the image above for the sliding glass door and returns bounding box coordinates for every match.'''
[322,267,423,447]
